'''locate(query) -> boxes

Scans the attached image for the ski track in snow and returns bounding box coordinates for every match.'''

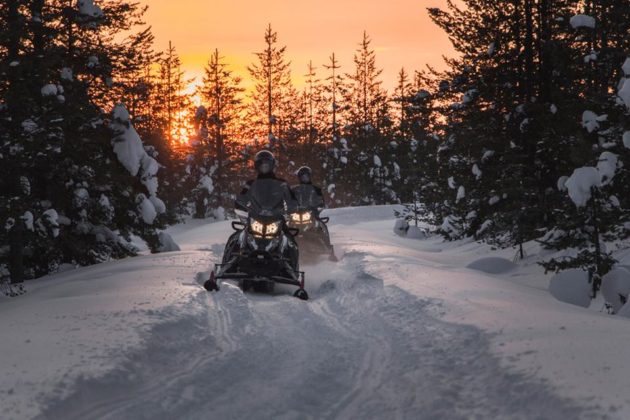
[37,250,595,420]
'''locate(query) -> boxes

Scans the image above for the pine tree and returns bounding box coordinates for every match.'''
[246,24,296,171]
[0,0,168,285]
[192,49,246,217]
[322,52,347,204]
[342,32,393,205]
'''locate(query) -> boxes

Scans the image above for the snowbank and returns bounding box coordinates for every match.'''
[601,267,630,313]
[548,269,591,308]
[156,232,181,253]
[467,257,517,274]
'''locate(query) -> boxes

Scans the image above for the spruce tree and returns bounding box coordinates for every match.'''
[193,49,245,217]
[0,0,168,286]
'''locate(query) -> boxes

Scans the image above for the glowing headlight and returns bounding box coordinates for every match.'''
[301,212,312,222]
[291,213,301,222]
[265,221,280,235]
[250,220,265,235]
[250,219,280,237]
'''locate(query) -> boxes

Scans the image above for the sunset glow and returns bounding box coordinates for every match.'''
[142,0,456,94]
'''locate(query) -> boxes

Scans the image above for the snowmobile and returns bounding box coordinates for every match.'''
[289,208,338,262]
[203,198,309,300]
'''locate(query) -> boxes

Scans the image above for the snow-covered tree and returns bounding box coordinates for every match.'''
[191,49,246,217]
[0,0,169,285]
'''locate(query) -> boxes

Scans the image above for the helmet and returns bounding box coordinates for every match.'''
[296,166,312,184]
[254,150,276,175]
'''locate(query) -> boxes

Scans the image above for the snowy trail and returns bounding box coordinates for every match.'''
[38,253,589,420]
[6,206,628,419]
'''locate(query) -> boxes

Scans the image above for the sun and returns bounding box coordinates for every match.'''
[169,85,202,150]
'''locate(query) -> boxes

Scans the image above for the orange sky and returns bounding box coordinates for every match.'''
[141,0,457,94]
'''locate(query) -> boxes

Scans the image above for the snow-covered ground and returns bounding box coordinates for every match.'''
[2,205,629,419]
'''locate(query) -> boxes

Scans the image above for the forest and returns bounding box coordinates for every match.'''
[1,0,630,302]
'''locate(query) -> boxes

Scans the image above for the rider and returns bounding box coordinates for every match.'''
[291,166,334,255]
[235,150,297,214]
[224,150,299,268]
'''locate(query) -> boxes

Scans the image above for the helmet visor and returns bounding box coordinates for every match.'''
[258,161,272,174]
[299,173,311,183]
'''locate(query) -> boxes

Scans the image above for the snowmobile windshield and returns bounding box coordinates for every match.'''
[292,184,324,210]
[242,178,290,218]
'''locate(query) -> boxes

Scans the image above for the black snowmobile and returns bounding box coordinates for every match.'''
[203,174,308,300]
[289,207,337,262]
[289,167,337,262]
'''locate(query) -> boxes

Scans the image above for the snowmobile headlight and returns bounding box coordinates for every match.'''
[250,220,265,236]
[291,213,302,222]
[301,212,312,222]
[265,221,280,235]
[250,219,280,237]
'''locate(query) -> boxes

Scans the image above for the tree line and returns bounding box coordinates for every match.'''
[2,0,630,304]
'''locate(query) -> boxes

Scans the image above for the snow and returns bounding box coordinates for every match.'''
[557,175,569,191]
[548,269,591,308]
[43,209,60,237]
[149,195,166,214]
[138,194,157,224]
[373,154,381,167]
[467,257,516,274]
[393,219,408,236]
[472,163,482,180]
[87,55,99,68]
[582,110,606,133]
[78,0,103,18]
[41,84,58,97]
[111,104,163,204]
[601,267,630,314]
[447,176,456,189]
[619,77,630,111]
[584,51,597,63]
[455,185,465,202]
[406,225,426,239]
[111,105,145,176]
[140,156,159,196]
[597,151,618,185]
[198,175,214,194]
[60,67,73,81]
[22,211,34,231]
[624,131,630,149]
[156,232,181,253]
[21,119,38,134]
[5,206,630,418]
[565,166,600,207]
[481,150,495,161]
[488,195,500,205]
[570,14,595,29]
[550,104,558,114]
[73,187,89,207]
[623,58,630,76]
[212,206,226,221]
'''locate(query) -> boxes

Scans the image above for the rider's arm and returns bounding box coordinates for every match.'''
[235,180,254,211]
[314,186,325,211]
[283,183,299,213]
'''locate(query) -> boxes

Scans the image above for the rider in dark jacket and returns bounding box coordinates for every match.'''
[236,151,297,214]
[224,150,299,267]
[291,166,333,251]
